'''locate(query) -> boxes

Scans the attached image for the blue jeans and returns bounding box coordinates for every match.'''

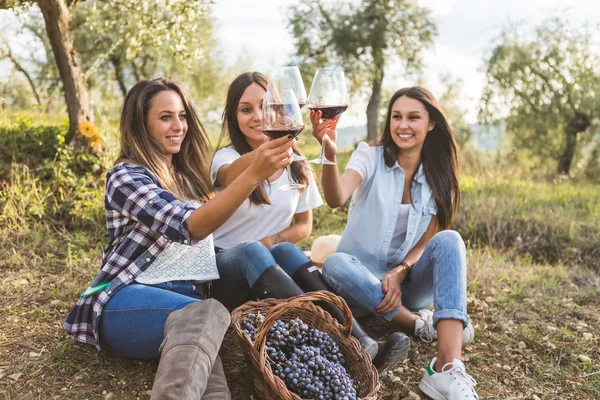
[99,241,309,359]
[322,230,469,327]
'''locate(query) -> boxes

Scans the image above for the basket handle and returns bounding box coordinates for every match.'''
[254,291,353,367]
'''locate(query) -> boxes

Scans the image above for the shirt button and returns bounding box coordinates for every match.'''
[146,257,151,262]
[149,200,154,205]
[184,239,189,244]
[384,242,388,246]
[107,290,112,295]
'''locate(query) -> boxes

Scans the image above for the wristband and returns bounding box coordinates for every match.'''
[399,262,412,273]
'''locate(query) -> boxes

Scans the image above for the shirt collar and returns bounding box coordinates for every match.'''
[390,161,427,184]
[415,163,427,184]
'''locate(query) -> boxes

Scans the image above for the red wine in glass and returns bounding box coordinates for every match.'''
[261,89,306,191]
[298,101,306,109]
[306,67,349,165]
[262,127,304,139]
[308,105,348,120]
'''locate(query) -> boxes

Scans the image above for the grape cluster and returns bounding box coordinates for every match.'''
[241,314,358,400]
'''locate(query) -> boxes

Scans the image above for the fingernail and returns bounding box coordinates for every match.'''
[383,289,388,293]
[331,117,337,121]
[288,134,293,139]
[326,124,331,129]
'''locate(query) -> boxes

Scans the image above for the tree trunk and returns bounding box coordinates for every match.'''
[366,68,384,142]
[38,0,93,149]
[557,112,590,175]
[110,56,128,98]
[130,60,141,82]
[6,50,42,105]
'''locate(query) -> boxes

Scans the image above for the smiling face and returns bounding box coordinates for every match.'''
[389,95,435,154]
[237,82,266,149]
[146,90,188,164]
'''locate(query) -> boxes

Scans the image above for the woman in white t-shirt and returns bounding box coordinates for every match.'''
[211,72,322,250]
[210,72,407,369]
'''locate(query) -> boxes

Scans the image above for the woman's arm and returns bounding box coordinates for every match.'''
[310,111,362,208]
[376,217,439,314]
[259,210,313,248]
[213,150,255,188]
[188,137,295,239]
[401,216,439,268]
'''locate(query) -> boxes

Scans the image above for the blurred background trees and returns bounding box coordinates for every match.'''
[288,0,436,141]
[0,0,225,151]
[481,17,600,176]
[1,2,600,181]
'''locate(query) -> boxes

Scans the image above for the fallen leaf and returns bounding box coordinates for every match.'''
[578,354,591,363]
[8,372,23,381]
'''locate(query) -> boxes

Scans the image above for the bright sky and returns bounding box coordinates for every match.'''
[211,0,599,125]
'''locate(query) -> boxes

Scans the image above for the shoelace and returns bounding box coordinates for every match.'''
[417,322,436,343]
[442,363,478,399]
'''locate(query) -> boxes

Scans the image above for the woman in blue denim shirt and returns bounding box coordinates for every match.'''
[311,87,478,399]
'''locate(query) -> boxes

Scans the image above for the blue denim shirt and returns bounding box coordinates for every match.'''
[336,145,437,279]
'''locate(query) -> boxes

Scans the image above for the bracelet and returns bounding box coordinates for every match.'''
[399,262,412,273]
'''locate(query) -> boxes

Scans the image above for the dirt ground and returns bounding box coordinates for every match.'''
[1,248,599,399]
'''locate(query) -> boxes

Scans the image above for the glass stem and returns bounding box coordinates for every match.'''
[320,140,327,161]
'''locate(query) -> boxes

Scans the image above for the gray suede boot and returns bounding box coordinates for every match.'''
[150,299,231,400]
[202,356,231,399]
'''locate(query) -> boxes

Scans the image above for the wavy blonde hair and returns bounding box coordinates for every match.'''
[117,78,214,202]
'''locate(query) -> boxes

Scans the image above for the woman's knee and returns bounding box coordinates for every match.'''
[270,242,309,263]
[270,242,310,276]
[233,241,272,258]
[321,253,355,281]
[431,230,466,253]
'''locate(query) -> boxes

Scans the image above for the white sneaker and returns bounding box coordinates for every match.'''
[414,309,474,345]
[419,357,479,400]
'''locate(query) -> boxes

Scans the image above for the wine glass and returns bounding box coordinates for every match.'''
[268,66,308,162]
[261,89,306,191]
[267,66,308,109]
[307,67,349,165]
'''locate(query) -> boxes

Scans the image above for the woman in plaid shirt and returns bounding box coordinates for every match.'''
[64,78,311,399]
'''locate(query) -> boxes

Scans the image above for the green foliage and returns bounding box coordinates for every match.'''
[288,0,436,140]
[456,172,600,268]
[71,0,227,113]
[288,0,436,89]
[0,117,66,179]
[480,17,600,175]
[0,118,107,231]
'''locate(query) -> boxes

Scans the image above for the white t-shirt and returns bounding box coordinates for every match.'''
[210,147,324,249]
[345,142,411,259]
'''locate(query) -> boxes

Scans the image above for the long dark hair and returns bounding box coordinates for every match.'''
[379,86,459,230]
[216,71,310,205]
[117,78,214,202]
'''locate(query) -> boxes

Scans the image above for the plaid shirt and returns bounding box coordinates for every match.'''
[64,163,197,351]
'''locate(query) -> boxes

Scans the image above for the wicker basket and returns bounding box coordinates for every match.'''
[230,291,380,400]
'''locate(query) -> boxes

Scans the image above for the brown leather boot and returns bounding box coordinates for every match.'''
[150,299,230,400]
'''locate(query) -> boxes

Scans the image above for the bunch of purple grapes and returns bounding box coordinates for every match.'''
[241,314,358,400]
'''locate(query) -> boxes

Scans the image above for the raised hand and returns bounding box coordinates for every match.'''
[248,135,294,182]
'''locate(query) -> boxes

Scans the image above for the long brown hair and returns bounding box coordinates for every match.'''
[216,71,310,205]
[117,78,214,202]
[379,86,460,230]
